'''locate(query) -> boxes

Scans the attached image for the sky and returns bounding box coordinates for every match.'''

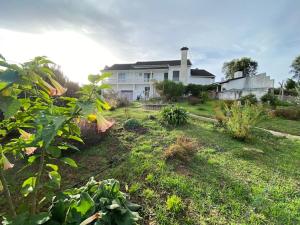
[0,0,299,84]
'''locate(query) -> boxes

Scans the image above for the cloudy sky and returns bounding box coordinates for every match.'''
[0,0,299,84]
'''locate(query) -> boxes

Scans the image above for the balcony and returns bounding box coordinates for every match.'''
[103,78,156,84]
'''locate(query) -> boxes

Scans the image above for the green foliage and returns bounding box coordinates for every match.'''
[285,78,297,90]
[240,94,258,105]
[123,118,142,131]
[261,93,278,107]
[290,55,300,82]
[4,178,141,225]
[199,91,209,103]
[142,188,156,199]
[184,84,216,97]
[222,102,263,140]
[166,195,183,213]
[222,57,258,79]
[0,55,114,219]
[154,80,185,101]
[160,105,188,126]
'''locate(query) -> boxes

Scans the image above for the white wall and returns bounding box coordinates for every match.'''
[188,76,214,85]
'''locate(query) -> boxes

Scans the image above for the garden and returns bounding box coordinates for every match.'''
[0,56,300,225]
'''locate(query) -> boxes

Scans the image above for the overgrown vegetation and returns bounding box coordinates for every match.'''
[218,102,263,140]
[261,92,278,108]
[154,80,185,101]
[240,94,258,105]
[160,105,188,127]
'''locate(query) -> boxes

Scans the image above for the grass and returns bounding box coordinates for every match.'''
[177,100,300,136]
[1,103,300,224]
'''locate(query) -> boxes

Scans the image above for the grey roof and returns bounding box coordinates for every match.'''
[191,69,215,78]
[104,59,192,70]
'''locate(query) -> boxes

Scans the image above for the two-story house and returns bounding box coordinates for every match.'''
[102,47,215,100]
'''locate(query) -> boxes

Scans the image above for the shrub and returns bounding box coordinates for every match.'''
[103,90,130,109]
[50,178,141,225]
[142,188,156,199]
[261,93,278,108]
[222,102,263,140]
[164,136,199,161]
[166,195,183,213]
[240,94,258,105]
[123,118,142,130]
[187,96,201,105]
[154,80,185,101]
[185,84,201,96]
[274,107,300,120]
[160,105,188,126]
[199,91,209,103]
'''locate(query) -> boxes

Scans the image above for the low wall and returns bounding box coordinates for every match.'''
[217,89,269,100]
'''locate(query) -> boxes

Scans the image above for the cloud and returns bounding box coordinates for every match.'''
[0,0,299,82]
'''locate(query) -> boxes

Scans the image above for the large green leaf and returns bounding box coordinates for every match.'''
[48,171,61,189]
[61,157,78,168]
[21,176,36,197]
[0,96,21,119]
[35,114,67,149]
[73,192,95,216]
[0,70,20,91]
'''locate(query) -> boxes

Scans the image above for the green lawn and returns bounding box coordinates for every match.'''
[1,103,300,224]
[177,100,300,136]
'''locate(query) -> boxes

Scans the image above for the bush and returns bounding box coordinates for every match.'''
[164,136,199,161]
[185,84,217,96]
[160,105,188,126]
[240,94,258,105]
[187,96,201,105]
[199,91,209,103]
[154,80,185,101]
[50,178,141,225]
[166,195,183,213]
[274,107,300,120]
[123,118,142,130]
[222,102,263,140]
[103,90,130,109]
[261,93,278,108]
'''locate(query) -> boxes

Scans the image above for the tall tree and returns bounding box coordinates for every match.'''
[222,57,258,79]
[290,55,300,82]
[285,78,297,90]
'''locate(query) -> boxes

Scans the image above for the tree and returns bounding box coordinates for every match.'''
[154,80,185,101]
[285,78,297,90]
[222,57,258,79]
[290,55,300,82]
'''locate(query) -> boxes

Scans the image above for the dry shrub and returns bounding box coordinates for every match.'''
[164,136,199,161]
[103,90,130,109]
[187,96,201,105]
[274,107,300,120]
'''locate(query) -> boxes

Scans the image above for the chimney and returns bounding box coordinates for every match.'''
[180,47,189,84]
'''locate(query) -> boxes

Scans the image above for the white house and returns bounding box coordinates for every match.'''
[216,71,274,100]
[102,47,215,100]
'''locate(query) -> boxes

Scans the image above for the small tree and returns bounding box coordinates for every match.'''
[154,80,185,101]
[285,78,297,90]
[222,57,258,79]
[290,55,300,82]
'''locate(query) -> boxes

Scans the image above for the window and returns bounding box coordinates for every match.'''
[173,71,180,81]
[118,72,126,82]
[144,73,151,82]
[164,72,168,80]
[144,86,150,98]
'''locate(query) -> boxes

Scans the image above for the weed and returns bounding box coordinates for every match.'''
[166,195,183,213]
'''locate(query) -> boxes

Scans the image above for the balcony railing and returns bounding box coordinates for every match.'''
[103,78,156,84]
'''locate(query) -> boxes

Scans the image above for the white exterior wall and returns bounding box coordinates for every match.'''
[188,76,214,85]
[103,67,215,100]
[218,73,274,100]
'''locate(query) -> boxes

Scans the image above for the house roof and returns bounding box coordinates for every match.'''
[218,76,245,84]
[104,59,192,70]
[190,69,215,78]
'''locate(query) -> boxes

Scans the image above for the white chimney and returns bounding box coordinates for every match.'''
[180,47,188,84]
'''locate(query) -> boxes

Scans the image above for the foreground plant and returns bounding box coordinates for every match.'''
[221,101,263,140]
[160,105,188,127]
[0,55,116,222]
